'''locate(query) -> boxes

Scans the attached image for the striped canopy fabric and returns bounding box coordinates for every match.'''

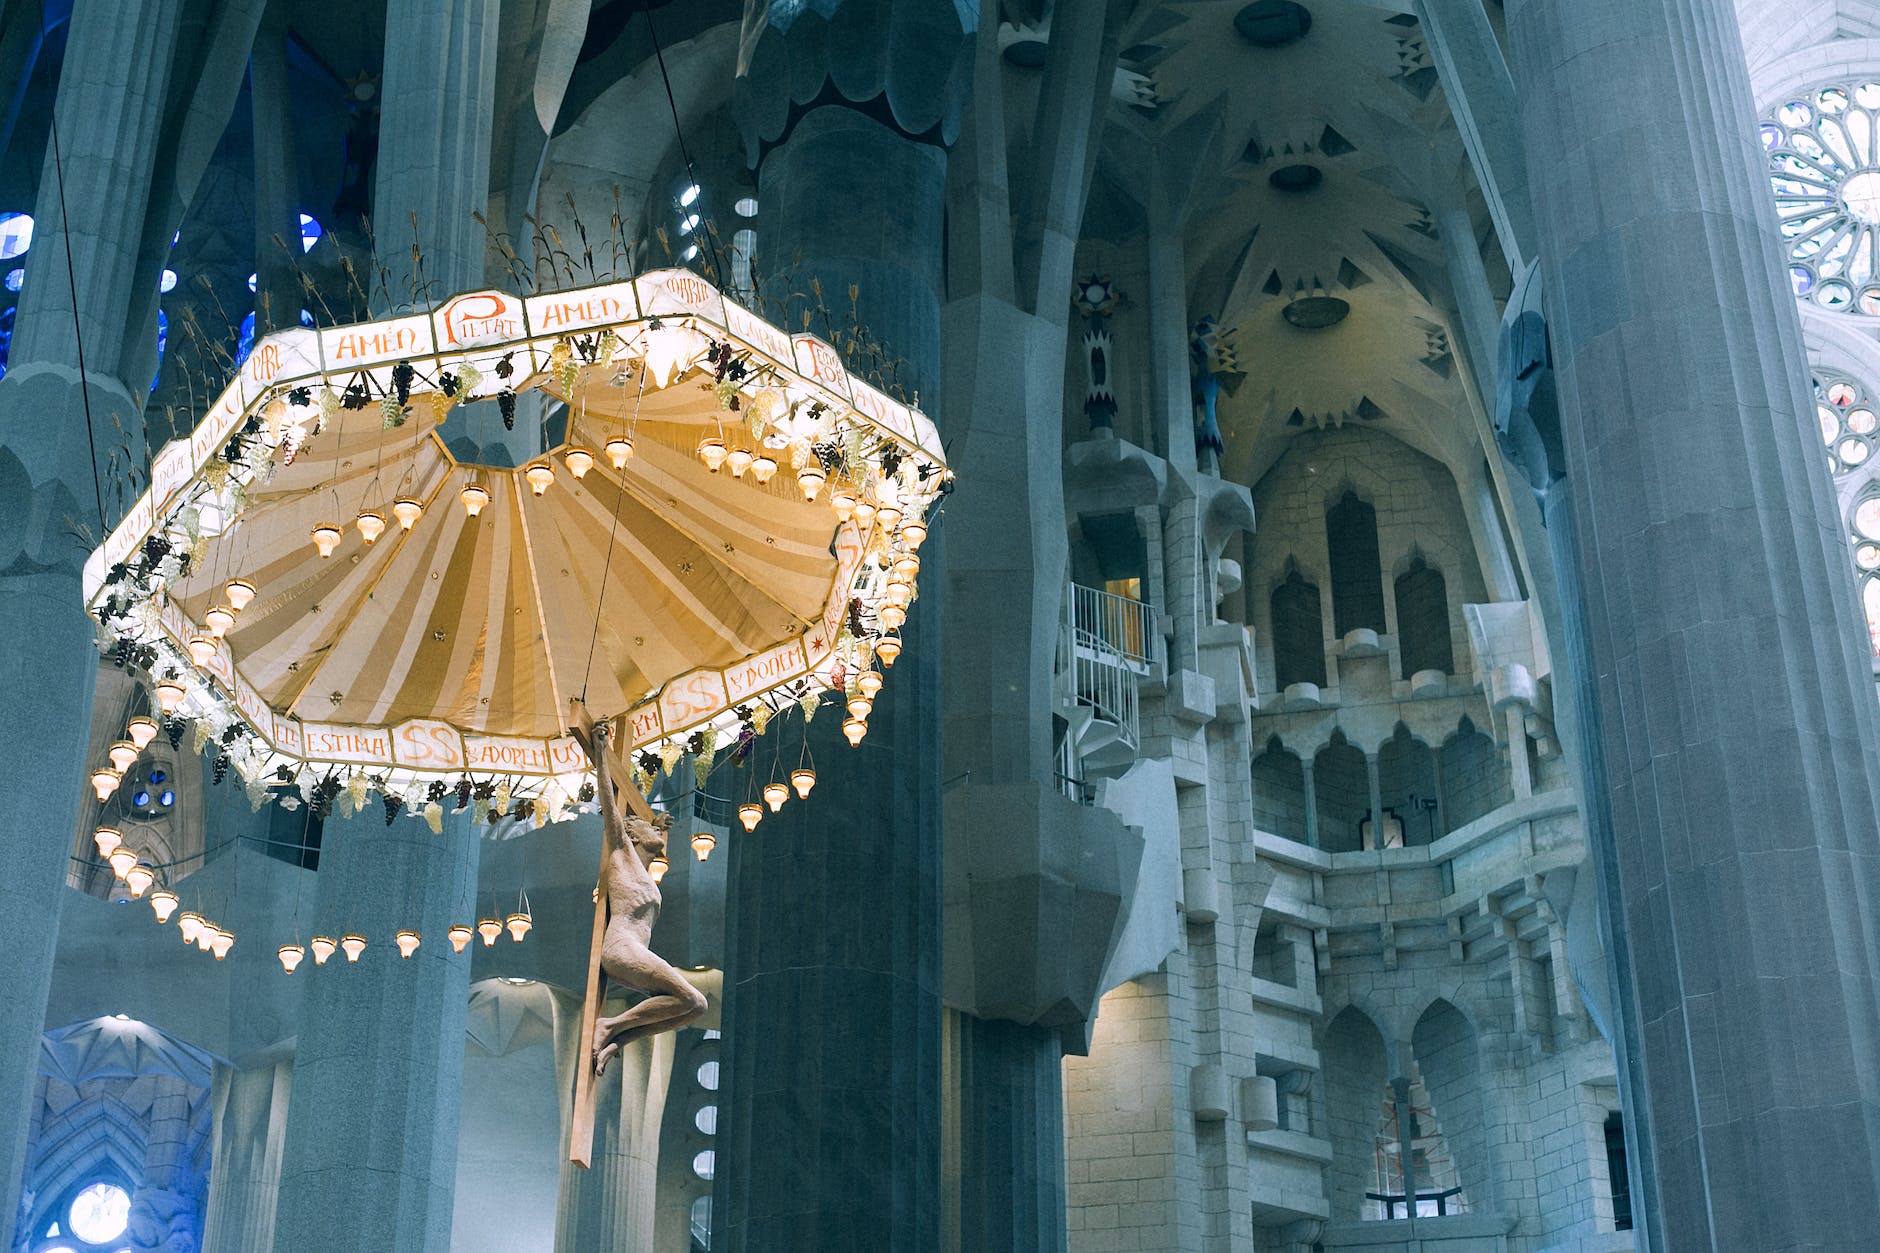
[85,271,946,794]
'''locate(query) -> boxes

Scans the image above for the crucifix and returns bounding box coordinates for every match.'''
[566,699,710,1168]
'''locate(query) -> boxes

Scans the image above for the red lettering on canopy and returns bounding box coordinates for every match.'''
[439,292,522,347]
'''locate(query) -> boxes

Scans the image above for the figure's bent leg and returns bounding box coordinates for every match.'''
[593,951,708,1073]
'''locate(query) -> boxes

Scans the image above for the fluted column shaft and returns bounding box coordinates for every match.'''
[716,104,947,1252]
[1506,0,1880,1246]
[200,1057,292,1253]
[269,810,480,1253]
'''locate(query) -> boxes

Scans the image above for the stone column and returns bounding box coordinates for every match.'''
[200,1056,292,1253]
[0,5,197,1244]
[1413,0,1535,273]
[552,994,671,1251]
[373,0,497,302]
[250,0,303,334]
[715,101,948,1252]
[1300,759,1319,848]
[269,810,479,1253]
[956,1017,1067,1253]
[1506,0,1880,1246]
[128,1074,204,1252]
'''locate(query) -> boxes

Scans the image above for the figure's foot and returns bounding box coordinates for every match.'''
[595,1038,620,1076]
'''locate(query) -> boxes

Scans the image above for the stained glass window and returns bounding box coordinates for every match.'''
[1815,371,1877,474]
[1818,367,1880,656]
[1763,83,1880,315]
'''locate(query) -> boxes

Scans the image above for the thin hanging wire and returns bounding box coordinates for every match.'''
[645,6,731,286]
[43,61,110,535]
[579,363,648,700]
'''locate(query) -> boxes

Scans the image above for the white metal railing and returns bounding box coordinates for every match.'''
[1068,582,1156,668]
[1060,583,1147,769]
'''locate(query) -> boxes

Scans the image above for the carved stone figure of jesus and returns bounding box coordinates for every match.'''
[576,715,708,1074]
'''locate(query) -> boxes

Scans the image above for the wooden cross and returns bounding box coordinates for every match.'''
[564,700,654,1169]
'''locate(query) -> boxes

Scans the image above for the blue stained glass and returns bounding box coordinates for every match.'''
[133,791,150,808]
[3,267,20,291]
[299,213,322,252]
[159,790,174,806]
[0,212,32,259]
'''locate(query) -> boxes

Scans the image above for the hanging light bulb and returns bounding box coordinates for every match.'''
[606,436,634,469]
[395,929,421,958]
[876,503,904,530]
[829,488,857,521]
[524,463,555,496]
[91,767,123,802]
[691,831,716,861]
[847,696,873,722]
[448,923,474,953]
[195,924,216,952]
[900,520,928,549]
[186,635,217,667]
[178,913,203,943]
[563,447,595,479]
[94,826,123,856]
[879,604,908,631]
[505,913,533,942]
[875,635,903,667]
[393,498,424,530]
[278,944,305,973]
[155,677,186,714]
[726,448,754,479]
[842,717,868,747]
[737,803,763,832]
[893,553,920,580]
[763,781,789,812]
[224,577,257,612]
[126,717,159,750]
[356,510,387,544]
[107,846,138,878]
[310,935,337,965]
[311,523,343,557]
[340,934,367,962]
[205,604,236,637]
[648,855,670,883]
[477,917,502,946]
[858,670,883,699]
[107,740,139,772]
[796,464,827,500]
[750,455,779,485]
[886,582,914,609]
[698,436,728,470]
[149,890,179,923]
[211,929,235,960]
[852,499,878,529]
[124,864,155,898]
[791,767,816,799]
[461,482,491,516]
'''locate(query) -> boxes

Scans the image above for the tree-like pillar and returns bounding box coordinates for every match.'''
[0,4,200,1244]
[552,993,672,1251]
[1505,0,1880,1245]
[268,811,479,1253]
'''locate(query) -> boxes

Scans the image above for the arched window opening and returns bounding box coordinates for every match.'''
[1326,491,1386,635]
[1377,724,1439,846]
[1271,567,1326,688]
[1439,718,1509,832]
[1393,557,1452,678]
[1404,1001,1489,1216]
[1251,736,1308,842]
[1367,1062,1470,1220]
[1321,1008,1389,1221]
[1314,732,1369,853]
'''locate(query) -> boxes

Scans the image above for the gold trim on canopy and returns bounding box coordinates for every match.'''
[85,270,946,797]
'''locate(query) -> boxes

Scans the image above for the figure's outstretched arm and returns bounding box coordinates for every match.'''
[573,699,626,852]
[590,724,626,851]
